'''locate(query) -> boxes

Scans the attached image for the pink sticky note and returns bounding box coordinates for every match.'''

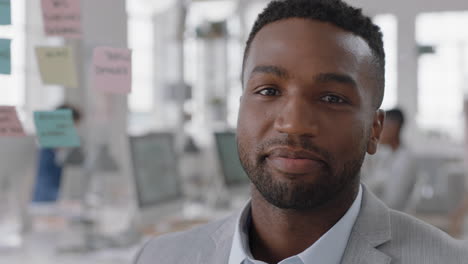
[92,47,132,94]
[0,106,26,137]
[41,0,82,38]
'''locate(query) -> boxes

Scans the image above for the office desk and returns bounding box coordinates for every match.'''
[0,208,217,264]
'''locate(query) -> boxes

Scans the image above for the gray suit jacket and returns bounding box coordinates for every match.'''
[135,187,468,264]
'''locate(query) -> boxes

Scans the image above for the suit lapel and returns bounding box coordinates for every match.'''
[341,185,392,264]
[196,213,237,264]
[340,231,391,264]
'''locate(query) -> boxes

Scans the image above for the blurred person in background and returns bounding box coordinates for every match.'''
[361,108,417,211]
[32,104,82,202]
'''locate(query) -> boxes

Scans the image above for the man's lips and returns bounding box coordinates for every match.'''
[265,148,326,175]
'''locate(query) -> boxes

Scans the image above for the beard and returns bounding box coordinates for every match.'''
[238,135,366,211]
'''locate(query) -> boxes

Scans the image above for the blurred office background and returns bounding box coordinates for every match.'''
[1,0,468,263]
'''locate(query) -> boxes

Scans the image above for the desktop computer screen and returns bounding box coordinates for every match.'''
[214,132,249,187]
[129,133,182,209]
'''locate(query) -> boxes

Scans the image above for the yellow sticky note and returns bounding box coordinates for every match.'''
[35,46,78,88]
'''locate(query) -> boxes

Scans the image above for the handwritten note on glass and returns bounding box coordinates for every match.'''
[41,0,82,38]
[34,109,80,148]
[0,38,11,75]
[0,0,11,25]
[0,106,25,137]
[92,46,132,94]
[35,46,78,88]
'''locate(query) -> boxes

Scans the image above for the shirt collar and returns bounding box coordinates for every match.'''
[228,185,363,264]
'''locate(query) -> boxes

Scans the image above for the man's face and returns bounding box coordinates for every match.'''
[237,19,383,210]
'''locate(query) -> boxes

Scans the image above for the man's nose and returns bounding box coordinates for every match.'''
[273,96,319,137]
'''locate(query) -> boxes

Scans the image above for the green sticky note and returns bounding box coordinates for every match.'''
[0,38,11,74]
[34,109,80,148]
[0,0,11,25]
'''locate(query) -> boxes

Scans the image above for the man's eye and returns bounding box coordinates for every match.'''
[257,87,280,96]
[321,95,346,104]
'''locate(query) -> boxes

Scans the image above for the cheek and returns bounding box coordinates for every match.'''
[237,99,277,164]
[322,116,368,157]
[237,99,272,139]
[237,101,258,156]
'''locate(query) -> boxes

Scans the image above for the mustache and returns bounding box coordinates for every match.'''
[256,136,333,166]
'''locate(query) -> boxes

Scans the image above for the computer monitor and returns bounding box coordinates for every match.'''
[214,132,249,186]
[214,131,250,207]
[129,133,184,231]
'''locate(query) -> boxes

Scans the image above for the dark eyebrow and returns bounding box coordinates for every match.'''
[314,73,358,88]
[250,65,289,80]
[248,67,357,89]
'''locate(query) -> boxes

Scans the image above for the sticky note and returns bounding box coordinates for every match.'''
[0,0,11,25]
[34,109,80,148]
[41,0,81,38]
[35,46,78,87]
[0,38,11,75]
[0,106,25,137]
[92,47,132,94]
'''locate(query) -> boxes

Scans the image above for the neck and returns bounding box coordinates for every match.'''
[248,183,358,264]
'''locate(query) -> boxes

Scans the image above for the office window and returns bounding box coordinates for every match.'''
[416,12,468,140]
[127,1,154,113]
[185,0,238,131]
[373,14,398,110]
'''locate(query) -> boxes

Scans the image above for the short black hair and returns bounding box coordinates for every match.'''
[385,108,405,127]
[242,0,385,108]
[56,103,81,122]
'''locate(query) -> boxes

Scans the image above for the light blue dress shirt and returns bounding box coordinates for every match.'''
[228,185,363,264]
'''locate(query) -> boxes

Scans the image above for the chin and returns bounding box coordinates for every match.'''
[270,170,323,184]
[254,177,340,210]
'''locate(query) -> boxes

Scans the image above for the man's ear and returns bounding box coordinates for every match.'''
[367,109,385,155]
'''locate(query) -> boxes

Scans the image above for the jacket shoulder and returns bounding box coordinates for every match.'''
[382,210,468,263]
[134,215,235,264]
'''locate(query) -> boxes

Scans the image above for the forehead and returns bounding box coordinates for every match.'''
[244,18,374,86]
